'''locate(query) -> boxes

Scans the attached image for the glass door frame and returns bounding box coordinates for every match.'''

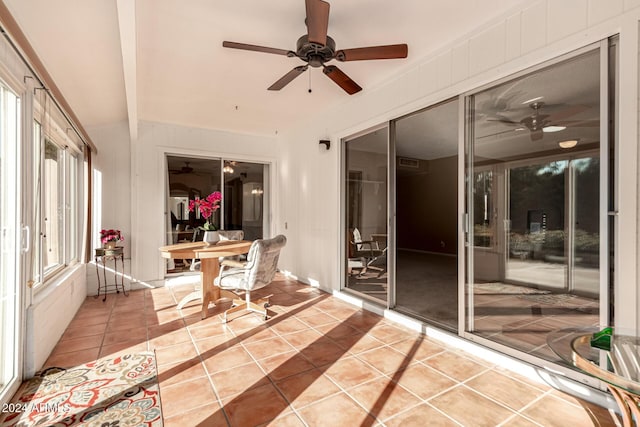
[0,79,25,405]
[461,40,613,374]
[340,123,392,307]
[163,151,273,276]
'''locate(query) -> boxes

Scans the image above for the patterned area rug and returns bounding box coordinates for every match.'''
[0,352,162,427]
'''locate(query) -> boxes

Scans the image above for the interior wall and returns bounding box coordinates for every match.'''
[84,122,132,295]
[397,156,457,255]
[276,0,640,305]
[132,121,277,282]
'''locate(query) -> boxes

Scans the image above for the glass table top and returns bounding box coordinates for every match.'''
[548,327,640,395]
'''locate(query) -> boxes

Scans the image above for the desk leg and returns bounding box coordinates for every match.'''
[200,258,220,319]
[608,384,640,427]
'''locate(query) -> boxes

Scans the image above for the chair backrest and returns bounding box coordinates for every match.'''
[219,230,244,241]
[244,235,287,290]
[353,228,364,251]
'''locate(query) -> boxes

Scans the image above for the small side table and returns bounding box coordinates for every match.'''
[94,246,128,301]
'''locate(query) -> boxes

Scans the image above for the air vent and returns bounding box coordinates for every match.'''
[398,157,419,168]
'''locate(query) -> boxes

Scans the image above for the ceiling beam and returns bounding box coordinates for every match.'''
[116,0,138,143]
[0,0,98,153]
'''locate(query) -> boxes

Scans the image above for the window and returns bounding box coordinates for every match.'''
[35,123,82,286]
[43,139,62,274]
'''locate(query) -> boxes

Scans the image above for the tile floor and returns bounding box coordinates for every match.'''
[40,274,617,427]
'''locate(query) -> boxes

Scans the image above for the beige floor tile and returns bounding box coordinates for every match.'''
[423,351,488,382]
[159,376,217,419]
[357,346,414,375]
[257,350,315,382]
[348,376,422,421]
[429,385,517,426]
[384,403,459,427]
[521,394,616,427]
[274,369,341,409]
[13,285,614,427]
[210,361,271,398]
[323,356,383,389]
[393,363,457,400]
[465,370,545,411]
[297,392,377,426]
[243,336,296,360]
[222,383,291,427]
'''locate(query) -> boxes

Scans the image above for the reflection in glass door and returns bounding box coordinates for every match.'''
[343,127,388,302]
[506,160,569,289]
[223,160,266,241]
[393,99,459,330]
[165,156,268,274]
[0,85,22,402]
[467,45,610,361]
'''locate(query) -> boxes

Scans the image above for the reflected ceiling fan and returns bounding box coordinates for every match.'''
[222,0,408,95]
[169,162,194,175]
[487,102,597,141]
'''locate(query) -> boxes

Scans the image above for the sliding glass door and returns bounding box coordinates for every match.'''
[466,43,611,360]
[0,84,22,402]
[393,99,459,330]
[343,127,389,302]
[340,38,615,371]
[165,155,268,274]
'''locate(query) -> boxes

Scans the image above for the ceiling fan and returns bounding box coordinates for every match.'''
[222,0,408,95]
[487,102,597,141]
[169,162,194,175]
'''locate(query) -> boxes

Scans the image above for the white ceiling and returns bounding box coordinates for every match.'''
[3,0,530,139]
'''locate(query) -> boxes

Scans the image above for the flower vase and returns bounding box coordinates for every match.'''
[203,231,220,246]
[105,241,117,249]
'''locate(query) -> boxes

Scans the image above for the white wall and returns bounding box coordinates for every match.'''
[131,121,277,282]
[276,0,640,324]
[25,265,86,376]
[85,122,133,294]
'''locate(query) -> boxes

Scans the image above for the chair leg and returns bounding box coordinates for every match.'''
[223,292,270,323]
[177,290,202,309]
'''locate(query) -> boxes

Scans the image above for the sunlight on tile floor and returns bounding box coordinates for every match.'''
[39,274,617,427]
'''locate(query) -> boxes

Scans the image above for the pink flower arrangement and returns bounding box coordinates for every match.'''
[189,191,222,231]
[100,229,123,244]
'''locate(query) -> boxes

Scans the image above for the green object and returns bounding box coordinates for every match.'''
[590,327,613,351]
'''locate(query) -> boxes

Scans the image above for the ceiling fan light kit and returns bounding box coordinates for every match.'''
[542,125,566,133]
[558,139,578,149]
[222,0,408,95]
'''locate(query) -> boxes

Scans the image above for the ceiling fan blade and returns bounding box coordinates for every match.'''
[223,41,292,56]
[547,104,589,121]
[486,118,522,127]
[268,66,308,91]
[323,65,362,95]
[305,0,329,46]
[477,128,520,140]
[555,119,600,127]
[335,44,408,61]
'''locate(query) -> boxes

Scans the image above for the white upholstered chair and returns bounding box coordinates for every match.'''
[215,234,286,323]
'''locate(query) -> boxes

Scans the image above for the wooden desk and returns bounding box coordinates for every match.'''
[160,240,252,318]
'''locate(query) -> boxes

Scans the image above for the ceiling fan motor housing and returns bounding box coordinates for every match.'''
[296,34,336,67]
